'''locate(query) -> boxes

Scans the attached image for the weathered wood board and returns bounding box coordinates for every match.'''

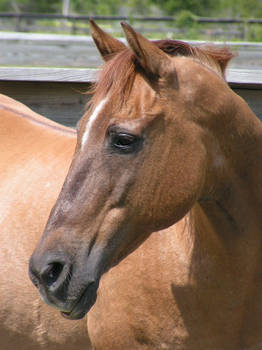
[0,32,261,70]
[0,67,261,127]
[0,81,90,126]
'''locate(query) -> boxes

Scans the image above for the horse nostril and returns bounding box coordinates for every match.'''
[41,262,64,287]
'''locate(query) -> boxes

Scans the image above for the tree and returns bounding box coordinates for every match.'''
[0,0,261,18]
[0,0,61,13]
[62,0,70,16]
[148,0,216,16]
[72,0,121,15]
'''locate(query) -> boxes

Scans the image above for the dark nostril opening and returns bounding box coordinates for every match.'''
[41,262,64,287]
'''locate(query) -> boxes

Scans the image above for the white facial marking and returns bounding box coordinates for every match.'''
[81,97,108,151]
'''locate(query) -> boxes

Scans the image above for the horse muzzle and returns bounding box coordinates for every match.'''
[28,250,100,319]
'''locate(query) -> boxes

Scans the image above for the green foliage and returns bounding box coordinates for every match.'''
[149,0,215,16]
[0,0,261,43]
[175,10,197,28]
[217,0,262,18]
[247,24,262,42]
[72,0,119,15]
[0,0,61,13]
[0,0,261,18]
[123,0,154,16]
[0,0,8,12]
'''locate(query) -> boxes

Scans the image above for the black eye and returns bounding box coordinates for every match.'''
[108,129,143,154]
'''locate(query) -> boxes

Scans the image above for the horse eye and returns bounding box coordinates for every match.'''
[109,131,143,154]
[113,133,135,147]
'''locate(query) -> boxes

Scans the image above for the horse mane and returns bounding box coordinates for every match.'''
[87,39,235,110]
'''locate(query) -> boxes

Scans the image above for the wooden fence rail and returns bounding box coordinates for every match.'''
[0,32,261,70]
[0,13,262,24]
[0,67,261,127]
[0,13,261,40]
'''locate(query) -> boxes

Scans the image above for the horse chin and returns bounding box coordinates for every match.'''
[61,280,99,320]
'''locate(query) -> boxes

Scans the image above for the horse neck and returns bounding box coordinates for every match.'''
[192,90,262,262]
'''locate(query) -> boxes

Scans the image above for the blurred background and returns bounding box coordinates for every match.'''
[0,0,261,126]
[0,0,261,41]
[0,0,262,69]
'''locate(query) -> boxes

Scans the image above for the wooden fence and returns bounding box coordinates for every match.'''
[1,13,262,26]
[0,32,262,70]
[0,67,261,127]
[0,13,262,40]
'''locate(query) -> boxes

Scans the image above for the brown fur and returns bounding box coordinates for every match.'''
[87,39,234,110]
[0,94,90,349]
[30,23,262,350]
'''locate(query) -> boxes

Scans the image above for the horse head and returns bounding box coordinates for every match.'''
[29,22,235,320]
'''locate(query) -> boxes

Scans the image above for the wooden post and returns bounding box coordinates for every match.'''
[62,0,70,16]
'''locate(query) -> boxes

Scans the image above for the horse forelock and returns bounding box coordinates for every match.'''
[86,39,234,111]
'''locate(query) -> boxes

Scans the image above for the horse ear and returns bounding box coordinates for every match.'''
[121,22,172,78]
[89,19,126,61]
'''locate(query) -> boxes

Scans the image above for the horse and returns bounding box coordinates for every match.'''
[0,93,91,349]
[29,21,262,349]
